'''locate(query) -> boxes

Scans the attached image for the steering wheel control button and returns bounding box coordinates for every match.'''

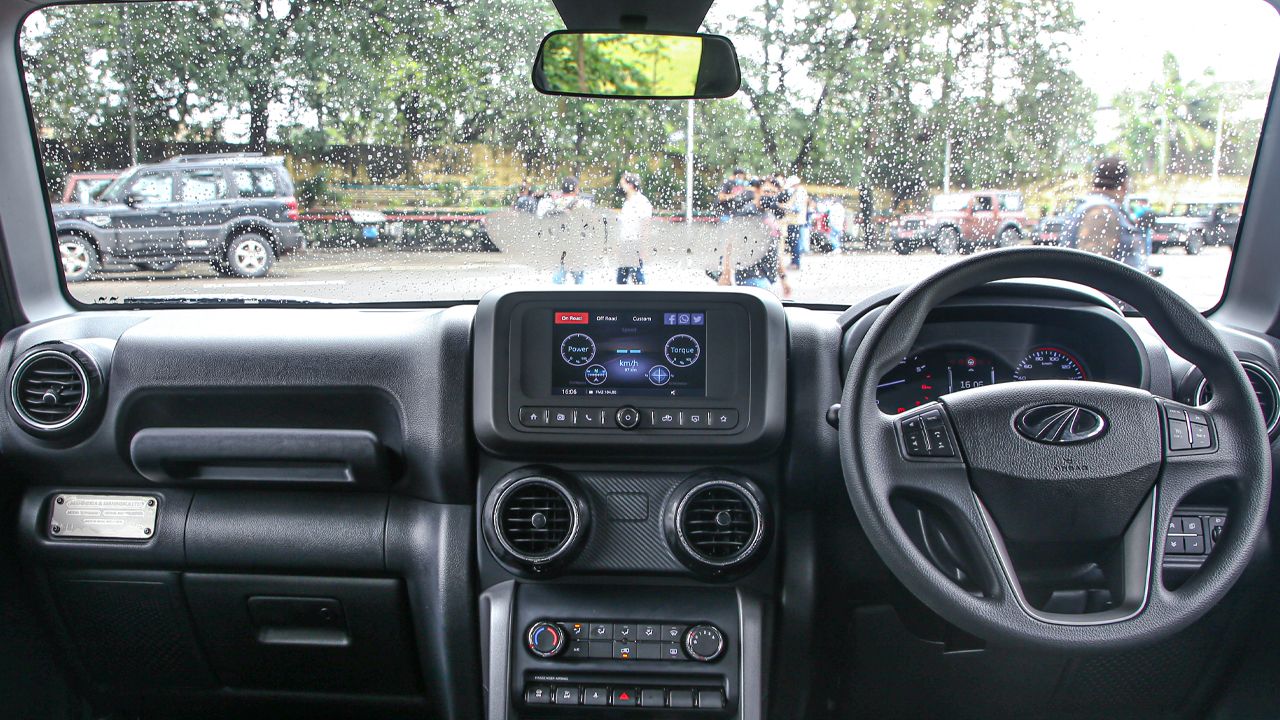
[615,406,641,430]
[1185,534,1205,554]
[900,417,930,457]
[683,624,725,662]
[526,621,565,658]
[525,684,552,704]
[1190,422,1213,449]
[1166,536,1186,554]
[519,407,549,427]
[921,411,955,456]
[1163,402,1215,454]
[1167,417,1193,451]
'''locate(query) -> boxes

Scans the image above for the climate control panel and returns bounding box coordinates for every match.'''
[525,619,726,663]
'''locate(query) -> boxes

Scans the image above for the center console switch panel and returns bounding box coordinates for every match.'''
[474,289,786,455]
[507,584,745,718]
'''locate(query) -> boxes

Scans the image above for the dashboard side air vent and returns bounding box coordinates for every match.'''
[1196,360,1280,437]
[8,344,103,437]
[666,471,769,576]
[483,472,589,574]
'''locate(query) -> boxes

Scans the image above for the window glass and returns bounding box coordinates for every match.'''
[17,0,1280,309]
[127,173,173,204]
[231,168,277,198]
[180,170,227,202]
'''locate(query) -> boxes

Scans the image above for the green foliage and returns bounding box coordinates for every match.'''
[18,0,1258,212]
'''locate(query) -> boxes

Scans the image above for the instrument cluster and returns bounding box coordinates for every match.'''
[877,344,1090,414]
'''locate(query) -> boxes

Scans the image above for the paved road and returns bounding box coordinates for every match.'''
[70,244,1234,310]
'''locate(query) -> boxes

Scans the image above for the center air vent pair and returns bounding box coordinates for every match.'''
[483,467,769,579]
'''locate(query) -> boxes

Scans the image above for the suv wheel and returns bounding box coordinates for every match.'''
[893,241,913,255]
[997,226,1021,248]
[1185,233,1204,255]
[59,235,99,283]
[934,227,960,255]
[224,233,275,278]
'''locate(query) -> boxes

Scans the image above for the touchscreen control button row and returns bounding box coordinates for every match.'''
[518,407,737,430]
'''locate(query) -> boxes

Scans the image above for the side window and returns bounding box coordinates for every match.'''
[231,167,279,198]
[127,173,174,204]
[179,169,228,202]
[973,196,993,212]
[1000,194,1024,212]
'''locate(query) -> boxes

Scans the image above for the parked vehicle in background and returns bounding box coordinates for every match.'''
[1032,198,1084,246]
[892,190,1028,255]
[59,170,122,205]
[1152,200,1244,255]
[52,153,303,282]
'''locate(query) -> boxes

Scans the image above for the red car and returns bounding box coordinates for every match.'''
[893,190,1029,255]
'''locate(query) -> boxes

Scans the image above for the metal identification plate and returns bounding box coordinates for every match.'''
[49,494,158,540]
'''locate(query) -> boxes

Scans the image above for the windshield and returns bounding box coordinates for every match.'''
[19,0,1280,310]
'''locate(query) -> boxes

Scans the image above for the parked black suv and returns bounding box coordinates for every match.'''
[1152,199,1244,254]
[52,154,303,282]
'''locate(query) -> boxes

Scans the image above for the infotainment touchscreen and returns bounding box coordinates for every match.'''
[551,310,706,397]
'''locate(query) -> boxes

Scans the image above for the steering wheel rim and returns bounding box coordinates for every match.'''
[839,247,1271,649]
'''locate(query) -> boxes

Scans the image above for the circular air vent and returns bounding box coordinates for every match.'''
[483,473,588,574]
[667,472,768,575]
[8,345,102,436]
[1196,361,1280,437]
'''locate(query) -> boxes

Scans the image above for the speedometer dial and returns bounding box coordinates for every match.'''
[877,354,940,414]
[1013,347,1087,382]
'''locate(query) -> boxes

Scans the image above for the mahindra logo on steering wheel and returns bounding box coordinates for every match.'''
[1015,404,1108,444]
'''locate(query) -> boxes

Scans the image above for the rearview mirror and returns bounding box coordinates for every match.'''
[532,31,740,100]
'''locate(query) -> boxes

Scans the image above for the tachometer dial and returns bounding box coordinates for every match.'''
[877,355,941,414]
[1013,347,1087,382]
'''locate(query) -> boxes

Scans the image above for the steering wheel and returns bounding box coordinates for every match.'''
[840,247,1271,649]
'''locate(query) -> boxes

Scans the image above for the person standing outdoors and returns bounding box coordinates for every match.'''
[1064,157,1154,274]
[827,197,846,252]
[782,175,808,269]
[616,172,652,284]
[540,176,591,284]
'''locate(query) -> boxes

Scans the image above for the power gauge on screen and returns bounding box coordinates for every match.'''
[559,333,596,366]
[664,334,701,367]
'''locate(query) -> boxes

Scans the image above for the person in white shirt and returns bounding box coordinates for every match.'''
[826,198,846,252]
[616,172,652,284]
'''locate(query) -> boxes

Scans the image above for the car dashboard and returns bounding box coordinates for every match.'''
[1,284,1277,719]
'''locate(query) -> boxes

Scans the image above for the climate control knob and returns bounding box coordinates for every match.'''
[683,624,725,662]
[526,621,565,658]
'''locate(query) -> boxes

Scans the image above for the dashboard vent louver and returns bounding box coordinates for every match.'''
[485,474,588,574]
[668,473,769,575]
[1197,361,1280,437]
[10,348,96,434]
[499,481,573,556]
[681,485,756,560]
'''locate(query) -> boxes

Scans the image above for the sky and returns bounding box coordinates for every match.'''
[1071,0,1280,103]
